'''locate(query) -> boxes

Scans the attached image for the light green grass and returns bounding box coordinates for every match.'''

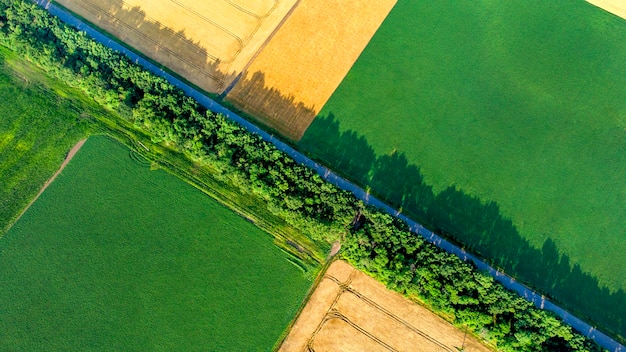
[301,0,626,338]
[0,136,310,351]
[0,40,319,351]
[0,44,326,264]
[0,49,90,232]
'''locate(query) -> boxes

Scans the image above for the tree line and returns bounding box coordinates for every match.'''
[0,1,604,350]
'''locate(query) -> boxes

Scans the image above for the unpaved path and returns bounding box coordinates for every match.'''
[30,2,625,350]
[328,241,341,258]
[9,139,86,228]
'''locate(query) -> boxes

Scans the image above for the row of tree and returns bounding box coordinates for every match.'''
[0,1,602,350]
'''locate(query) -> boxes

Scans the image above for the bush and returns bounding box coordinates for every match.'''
[0,1,602,350]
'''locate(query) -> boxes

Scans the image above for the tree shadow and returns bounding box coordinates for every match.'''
[63,0,318,140]
[301,113,626,343]
[65,0,238,92]
[224,71,317,141]
[54,1,626,343]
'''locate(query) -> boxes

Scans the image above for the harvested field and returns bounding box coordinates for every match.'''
[55,0,298,93]
[279,260,492,352]
[587,0,626,19]
[226,0,397,141]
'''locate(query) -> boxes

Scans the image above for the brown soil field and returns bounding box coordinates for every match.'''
[55,0,298,93]
[226,0,397,141]
[278,260,494,352]
[586,0,626,20]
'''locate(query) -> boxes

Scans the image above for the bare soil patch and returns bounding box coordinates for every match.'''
[55,0,297,93]
[586,0,626,19]
[328,241,341,259]
[226,0,397,141]
[278,260,493,352]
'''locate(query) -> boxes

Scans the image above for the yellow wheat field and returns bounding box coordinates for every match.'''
[226,0,397,140]
[55,0,297,93]
[278,260,494,352]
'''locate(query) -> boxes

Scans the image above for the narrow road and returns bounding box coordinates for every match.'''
[31,1,624,350]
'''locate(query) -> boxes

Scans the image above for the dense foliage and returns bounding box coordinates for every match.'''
[0,52,90,232]
[343,209,600,351]
[0,1,603,350]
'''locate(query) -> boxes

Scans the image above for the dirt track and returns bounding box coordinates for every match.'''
[279,260,493,352]
[34,3,626,350]
[9,139,86,229]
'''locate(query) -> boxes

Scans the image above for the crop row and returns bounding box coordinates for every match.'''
[0,1,603,350]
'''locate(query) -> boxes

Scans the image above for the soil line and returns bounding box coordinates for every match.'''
[7,138,87,231]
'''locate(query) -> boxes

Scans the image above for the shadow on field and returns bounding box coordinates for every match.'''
[300,113,626,343]
[57,0,625,341]
[224,71,317,141]
[78,0,315,138]
[79,0,238,90]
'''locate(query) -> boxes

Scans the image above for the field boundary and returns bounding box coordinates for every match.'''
[221,0,301,97]
[272,259,331,351]
[28,2,626,349]
[586,0,626,19]
[279,261,489,351]
[308,272,455,352]
[225,0,398,140]
[54,0,297,92]
[4,139,86,233]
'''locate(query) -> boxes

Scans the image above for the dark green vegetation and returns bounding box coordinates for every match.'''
[0,48,90,232]
[301,0,626,339]
[0,0,607,350]
[0,136,310,351]
[342,209,599,351]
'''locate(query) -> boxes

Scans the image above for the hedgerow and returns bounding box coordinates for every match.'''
[0,1,602,350]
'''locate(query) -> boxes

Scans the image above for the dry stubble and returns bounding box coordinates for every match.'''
[586,0,626,19]
[226,0,397,141]
[278,260,494,352]
[55,0,297,93]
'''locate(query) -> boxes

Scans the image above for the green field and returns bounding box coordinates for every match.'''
[0,49,91,232]
[301,0,626,338]
[0,136,310,351]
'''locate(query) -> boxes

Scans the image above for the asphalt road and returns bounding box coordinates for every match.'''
[31,1,624,350]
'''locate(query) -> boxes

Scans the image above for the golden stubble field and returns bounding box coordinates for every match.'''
[225,0,397,140]
[279,260,493,352]
[586,0,626,19]
[55,0,298,93]
[57,0,397,141]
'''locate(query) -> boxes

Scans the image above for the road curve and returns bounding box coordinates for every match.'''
[31,1,624,350]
